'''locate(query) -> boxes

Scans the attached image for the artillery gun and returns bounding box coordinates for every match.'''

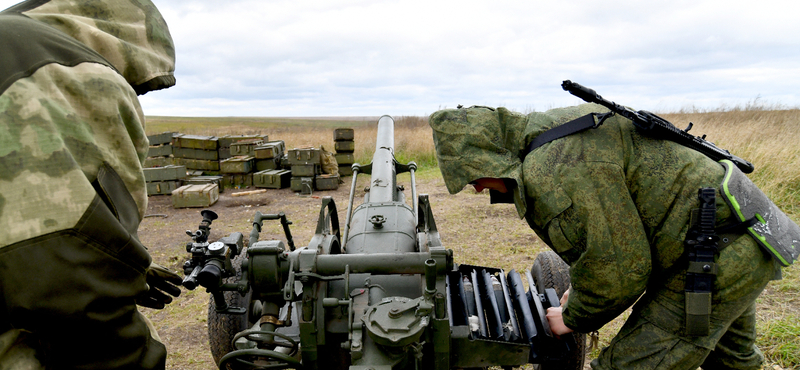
[182,116,586,369]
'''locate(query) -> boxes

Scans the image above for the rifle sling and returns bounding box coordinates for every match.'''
[523,112,614,157]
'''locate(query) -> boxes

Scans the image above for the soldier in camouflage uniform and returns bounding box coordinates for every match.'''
[430,104,781,369]
[0,0,179,368]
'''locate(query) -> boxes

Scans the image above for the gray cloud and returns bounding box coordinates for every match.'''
[2,0,797,116]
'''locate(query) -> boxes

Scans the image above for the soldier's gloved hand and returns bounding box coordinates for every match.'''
[136,262,183,309]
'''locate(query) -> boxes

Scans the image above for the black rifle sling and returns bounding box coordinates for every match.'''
[523,112,614,157]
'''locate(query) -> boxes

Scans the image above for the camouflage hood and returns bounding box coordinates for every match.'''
[4,0,176,94]
[429,104,606,218]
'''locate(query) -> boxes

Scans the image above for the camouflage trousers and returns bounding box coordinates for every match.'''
[0,312,163,370]
[591,238,775,370]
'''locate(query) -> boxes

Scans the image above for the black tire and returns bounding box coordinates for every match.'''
[531,250,586,370]
[207,251,258,368]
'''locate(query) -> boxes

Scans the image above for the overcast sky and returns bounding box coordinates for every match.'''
[4,0,798,117]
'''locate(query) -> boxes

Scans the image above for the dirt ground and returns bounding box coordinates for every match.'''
[139,174,557,369]
[137,174,793,370]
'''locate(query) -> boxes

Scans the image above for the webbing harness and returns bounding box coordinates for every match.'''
[684,188,719,336]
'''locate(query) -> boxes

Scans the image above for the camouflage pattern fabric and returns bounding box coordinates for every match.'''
[6,0,176,94]
[430,104,777,369]
[320,145,340,176]
[0,1,176,368]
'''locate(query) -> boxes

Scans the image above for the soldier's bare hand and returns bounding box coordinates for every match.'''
[546,307,574,336]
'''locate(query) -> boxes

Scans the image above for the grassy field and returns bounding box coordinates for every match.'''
[143,107,800,369]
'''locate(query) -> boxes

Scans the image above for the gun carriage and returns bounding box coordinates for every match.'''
[182,116,586,369]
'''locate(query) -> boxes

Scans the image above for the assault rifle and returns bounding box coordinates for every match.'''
[562,80,754,173]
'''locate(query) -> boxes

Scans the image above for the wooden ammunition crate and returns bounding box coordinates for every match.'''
[334,141,355,153]
[147,144,173,157]
[143,165,187,182]
[184,175,224,193]
[144,156,176,168]
[333,128,354,141]
[173,147,219,160]
[254,169,291,189]
[218,134,269,148]
[172,134,219,150]
[254,140,286,159]
[255,158,281,172]
[315,174,340,190]
[175,158,220,171]
[334,153,354,165]
[172,184,219,208]
[230,139,265,157]
[338,165,353,176]
[291,164,319,177]
[146,180,181,196]
[220,156,255,174]
[291,176,314,193]
[223,173,253,189]
[147,132,174,146]
[288,148,321,166]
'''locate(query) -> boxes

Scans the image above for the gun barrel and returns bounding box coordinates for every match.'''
[370,115,397,203]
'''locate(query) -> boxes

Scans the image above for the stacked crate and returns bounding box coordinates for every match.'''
[144,132,176,167]
[220,155,255,189]
[288,148,322,194]
[333,128,355,176]
[172,134,220,171]
[144,165,186,195]
[254,140,285,172]
[218,134,268,160]
[253,140,290,189]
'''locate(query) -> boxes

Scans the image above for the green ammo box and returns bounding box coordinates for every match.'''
[255,158,281,172]
[254,169,291,189]
[291,176,314,194]
[291,164,319,177]
[254,140,286,159]
[334,153,355,165]
[172,184,219,208]
[172,134,219,151]
[338,165,353,176]
[147,144,173,157]
[230,139,264,157]
[176,158,220,171]
[223,173,253,189]
[144,156,176,168]
[173,147,219,160]
[147,132,174,146]
[221,156,255,174]
[146,180,181,196]
[288,148,321,166]
[334,141,355,153]
[184,175,224,193]
[143,165,187,182]
[333,128,354,141]
[315,174,340,190]
[218,134,269,148]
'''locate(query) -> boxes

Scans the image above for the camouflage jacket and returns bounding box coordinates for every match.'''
[0,0,175,368]
[430,105,771,332]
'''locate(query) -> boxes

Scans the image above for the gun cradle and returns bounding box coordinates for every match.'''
[183,116,584,370]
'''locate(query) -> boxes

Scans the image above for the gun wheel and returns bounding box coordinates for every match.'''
[208,250,259,369]
[531,250,587,370]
